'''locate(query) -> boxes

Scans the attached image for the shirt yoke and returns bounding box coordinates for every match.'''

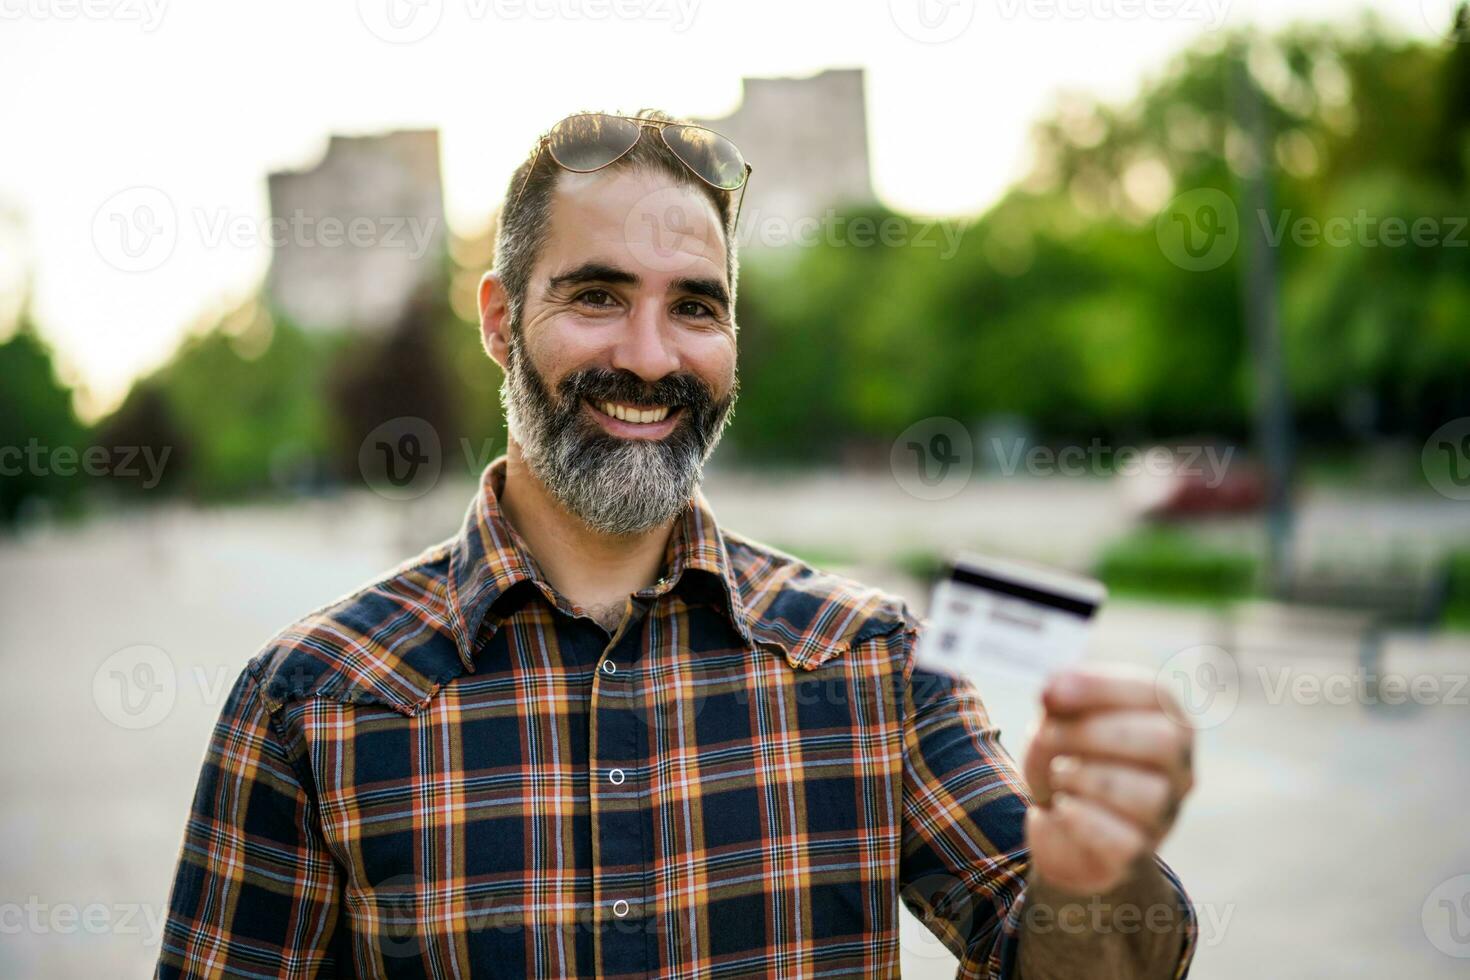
[245,525,923,720]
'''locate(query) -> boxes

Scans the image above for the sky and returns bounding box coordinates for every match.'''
[0,0,1456,417]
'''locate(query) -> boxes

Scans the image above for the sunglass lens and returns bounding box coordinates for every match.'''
[547,114,642,172]
[661,125,748,190]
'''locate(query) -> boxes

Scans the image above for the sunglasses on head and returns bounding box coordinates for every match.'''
[514,112,753,229]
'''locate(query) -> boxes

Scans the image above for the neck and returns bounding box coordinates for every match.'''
[498,439,680,625]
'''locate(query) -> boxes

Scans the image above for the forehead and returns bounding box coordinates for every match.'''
[536,167,729,288]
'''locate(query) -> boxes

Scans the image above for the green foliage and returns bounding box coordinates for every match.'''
[91,268,505,503]
[1095,527,1259,603]
[7,12,1469,519]
[731,16,1470,460]
[0,317,86,522]
[99,308,337,500]
[427,297,507,480]
[1444,550,1470,630]
[894,548,947,585]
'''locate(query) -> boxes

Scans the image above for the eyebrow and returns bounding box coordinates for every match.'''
[545,262,731,310]
[672,276,731,310]
[546,262,639,291]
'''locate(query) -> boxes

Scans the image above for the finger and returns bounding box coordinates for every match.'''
[1026,804,1111,896]
[1028,792,1149,895]
[1048,757,1174,839]
[1025,805,1098,895]
[1022,716,1059,806]
[1037,710,1192,779]
[1042,664,1161,717]
[1055,792,1148,882]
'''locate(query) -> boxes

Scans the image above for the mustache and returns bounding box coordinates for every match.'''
[557,368,715,411]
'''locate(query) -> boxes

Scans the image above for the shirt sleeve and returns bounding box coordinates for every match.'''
[155,664,346,978]
[897,643,1197,979]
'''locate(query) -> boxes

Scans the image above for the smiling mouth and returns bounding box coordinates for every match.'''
[586,399,682,425]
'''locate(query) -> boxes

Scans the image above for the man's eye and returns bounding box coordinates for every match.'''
[576,289,615,307]
[674,299,715,318]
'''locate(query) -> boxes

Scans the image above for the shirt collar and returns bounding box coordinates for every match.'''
[446,456,759,672]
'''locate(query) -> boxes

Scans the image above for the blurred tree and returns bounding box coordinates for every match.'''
[111,301,337,500]
[92,384,191,496]
[327,251,506,487]
[0,310,87,524]
[326,281,460,484]
[52,14,1470,499]
[1427,3,1470,187]
[88,241,507,501]
[731,16,1469,463]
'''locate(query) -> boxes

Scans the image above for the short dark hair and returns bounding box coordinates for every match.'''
[491,109,741,333]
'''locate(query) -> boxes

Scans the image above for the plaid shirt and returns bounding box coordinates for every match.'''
[157,456,1196,979]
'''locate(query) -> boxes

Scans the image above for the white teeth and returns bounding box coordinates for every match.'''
[597,401,671,424]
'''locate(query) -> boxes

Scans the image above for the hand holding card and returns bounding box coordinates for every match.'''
[912,552,1196,899]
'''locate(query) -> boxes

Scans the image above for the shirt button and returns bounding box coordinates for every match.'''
[600,659,617,675]
[608,768,625,785]
[612,899,629,918]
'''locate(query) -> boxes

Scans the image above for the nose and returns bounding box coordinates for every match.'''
[608,299,681,384]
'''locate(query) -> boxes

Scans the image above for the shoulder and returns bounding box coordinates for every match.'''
[721,528,923,671]
[244,537,467,717]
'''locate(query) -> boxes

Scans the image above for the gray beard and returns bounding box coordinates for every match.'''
[500,330,734,536]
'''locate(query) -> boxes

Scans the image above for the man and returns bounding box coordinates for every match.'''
[157,110,1198,978]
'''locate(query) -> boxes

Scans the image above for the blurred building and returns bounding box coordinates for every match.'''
[695,68,876,247]
[261,71,872,334]
[265,130,446,334]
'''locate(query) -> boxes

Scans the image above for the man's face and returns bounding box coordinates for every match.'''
[486,166,739,535]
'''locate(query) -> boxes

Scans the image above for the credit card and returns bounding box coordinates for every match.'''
[913,553,1107,683]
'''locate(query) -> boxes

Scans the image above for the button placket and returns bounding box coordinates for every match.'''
[588,605,652,975]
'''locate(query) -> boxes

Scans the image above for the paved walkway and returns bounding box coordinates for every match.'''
[2,476,1466,978]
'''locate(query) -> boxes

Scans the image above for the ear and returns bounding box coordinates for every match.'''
[479,271,511,371]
